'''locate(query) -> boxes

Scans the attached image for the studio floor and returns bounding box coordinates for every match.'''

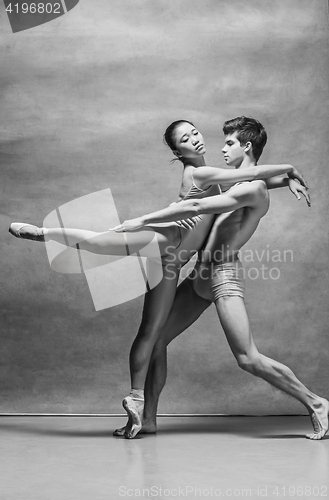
[0,416,328,500]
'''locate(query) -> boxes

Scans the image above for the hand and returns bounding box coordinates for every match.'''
[109,217,145,232]
[288,179,311,207]
[176,217,201,229]
[288,167,308,189]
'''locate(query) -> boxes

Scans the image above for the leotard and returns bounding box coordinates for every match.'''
[149,170,221,266]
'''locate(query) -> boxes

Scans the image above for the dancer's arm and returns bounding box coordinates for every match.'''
[265,176,289,189]
[113,181,267,231]
[265,177,310,206]
[194,164,307,190]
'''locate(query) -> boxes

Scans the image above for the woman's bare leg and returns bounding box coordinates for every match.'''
[129,262,181,389]
[47,225,180,258]
[12,223,180,258]
[114,277,211,438]
[11,222,186,439]
[122,261,181,439]
[142,279,212,432]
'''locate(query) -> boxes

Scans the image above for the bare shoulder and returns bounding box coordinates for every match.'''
[246,179,267,192]
[246,180,269,213]
[229,180,269,212]
[229,179,267,195]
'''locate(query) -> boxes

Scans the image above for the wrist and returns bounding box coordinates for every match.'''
[252,166,259,180]
[287,165,295,176]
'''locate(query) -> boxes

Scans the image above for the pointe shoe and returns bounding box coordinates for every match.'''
[122,396,143,439]
[113,412,133,437]
[9,222,45,242]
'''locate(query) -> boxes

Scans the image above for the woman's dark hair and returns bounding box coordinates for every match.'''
[163,120,195,162]
[223,116,267,162]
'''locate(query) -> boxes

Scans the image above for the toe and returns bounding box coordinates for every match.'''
[113,427,126,437]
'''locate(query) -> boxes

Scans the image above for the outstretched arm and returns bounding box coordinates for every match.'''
[113,181,266,231]
[265,176,290,189]
[193,164,307,190]
[265,177,311,206]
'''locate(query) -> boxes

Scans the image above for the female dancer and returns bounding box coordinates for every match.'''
[9,120,306,438]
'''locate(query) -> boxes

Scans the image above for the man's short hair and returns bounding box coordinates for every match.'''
[223,116,267,162]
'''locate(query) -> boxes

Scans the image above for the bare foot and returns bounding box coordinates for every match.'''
[306,398,329,440]
[113,425,127,437]
[140,421,157,434]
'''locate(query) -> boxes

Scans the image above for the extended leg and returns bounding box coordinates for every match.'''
[9,222,180,258]
[215,296,329,440]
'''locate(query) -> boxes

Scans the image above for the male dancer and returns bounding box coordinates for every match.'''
[114,116,328,441]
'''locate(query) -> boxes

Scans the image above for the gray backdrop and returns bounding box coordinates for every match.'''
[1,0,328,414]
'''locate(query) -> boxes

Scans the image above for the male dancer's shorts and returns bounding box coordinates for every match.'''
[187,254,245,302]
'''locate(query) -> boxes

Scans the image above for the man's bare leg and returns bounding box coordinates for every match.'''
[215,295,329,440]
[114,277,211,436]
